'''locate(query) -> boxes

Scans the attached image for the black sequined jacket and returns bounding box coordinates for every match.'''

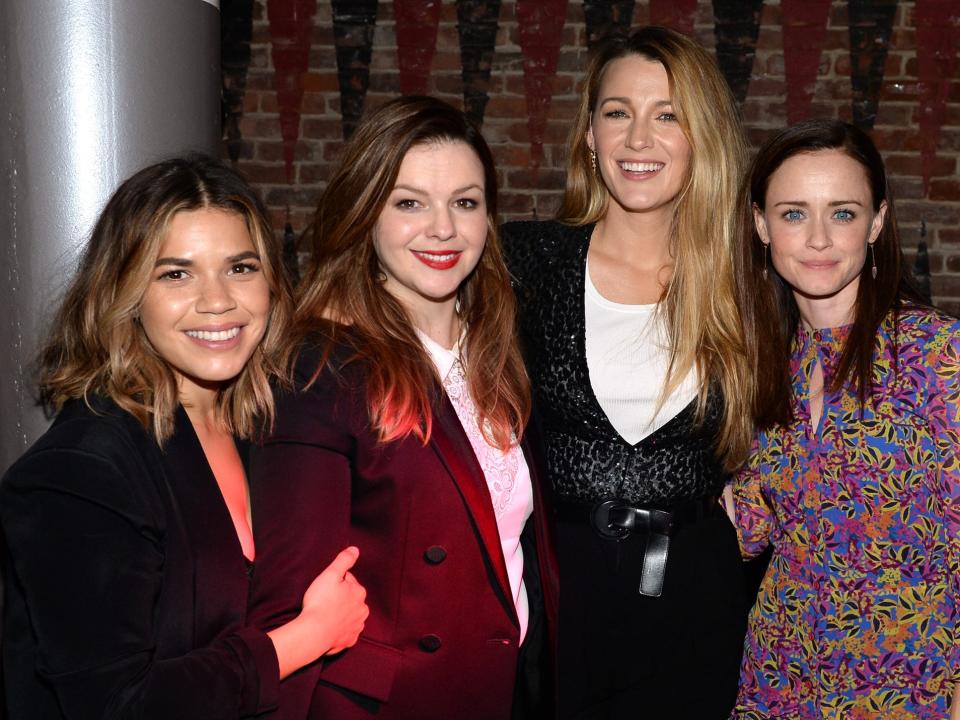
[501,219,728,507]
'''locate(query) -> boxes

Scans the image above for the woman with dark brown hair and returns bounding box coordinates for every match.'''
[733,118,960,718]
[0,156,368,719]
[249,96,557,720]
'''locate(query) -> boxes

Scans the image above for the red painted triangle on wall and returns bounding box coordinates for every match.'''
[395,0,442,95]
[516,0,569,170]
[915,0,960,195]
[268,0,317,182]
[781,0,832,123]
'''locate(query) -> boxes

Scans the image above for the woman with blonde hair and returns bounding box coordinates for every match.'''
[1,156,368,719]
[249,96,558,719]
[502,26,753,718]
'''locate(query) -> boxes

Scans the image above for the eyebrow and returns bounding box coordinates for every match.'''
[598,97,673,108]
[772,200,865,207]
[154,250,260,267]
[392,183,483,195]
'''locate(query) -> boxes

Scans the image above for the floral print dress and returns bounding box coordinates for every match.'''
[733,307,960,719]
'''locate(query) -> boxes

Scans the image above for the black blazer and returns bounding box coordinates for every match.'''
[249,329,558,720]
[0,398,278,719]
[501,219,728,507]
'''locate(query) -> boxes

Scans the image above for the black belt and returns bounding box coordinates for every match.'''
[558,495,717,598]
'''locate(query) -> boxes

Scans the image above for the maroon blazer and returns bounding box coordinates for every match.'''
[249,330,558,720]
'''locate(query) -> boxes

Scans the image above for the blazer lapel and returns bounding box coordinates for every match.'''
[429,395,515,622]
[161,407,249,642]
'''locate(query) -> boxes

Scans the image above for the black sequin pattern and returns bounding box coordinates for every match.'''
[502,220,727,506]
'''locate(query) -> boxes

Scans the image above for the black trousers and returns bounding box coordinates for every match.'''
[556,500,750,720]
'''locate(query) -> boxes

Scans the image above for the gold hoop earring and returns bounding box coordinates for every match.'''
[869,243,877,279]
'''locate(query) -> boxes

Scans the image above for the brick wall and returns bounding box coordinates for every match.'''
[223,0,960,313]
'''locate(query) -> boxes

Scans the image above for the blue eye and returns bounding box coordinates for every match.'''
[783,209,804,222]
[833,208,855,222]
[603,108,628,119]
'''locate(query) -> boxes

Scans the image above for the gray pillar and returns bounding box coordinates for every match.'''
[0,0,221,473]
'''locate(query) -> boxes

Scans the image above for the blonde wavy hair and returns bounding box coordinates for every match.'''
[297,96,530,451]
[37,155,294,443]
[558,27,753,470]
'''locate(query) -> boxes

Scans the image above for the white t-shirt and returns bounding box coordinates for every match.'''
[584,259,698,445]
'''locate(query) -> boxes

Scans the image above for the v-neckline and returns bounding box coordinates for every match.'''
[570,224,696,450]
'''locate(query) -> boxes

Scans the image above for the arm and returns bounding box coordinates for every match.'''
[247,374,358,644]
[1,450,275,720]
[731,436,775,559]
[266,546,368,679]
[249,368,403,707]
[927,324,960,691]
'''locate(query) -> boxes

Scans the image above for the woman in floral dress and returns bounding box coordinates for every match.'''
[732,118,959,719]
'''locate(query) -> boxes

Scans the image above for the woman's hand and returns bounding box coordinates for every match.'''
[268,546,369,679]
[300,546,369,654]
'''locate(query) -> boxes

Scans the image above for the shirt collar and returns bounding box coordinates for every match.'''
[416,329,460,383]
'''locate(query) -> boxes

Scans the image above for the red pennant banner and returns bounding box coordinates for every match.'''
[915,0,960,194]
[649,0,698,37]
[516,0,569,169]
[267,0,317,181]
[780,0,832,123]
[395,0,442,95]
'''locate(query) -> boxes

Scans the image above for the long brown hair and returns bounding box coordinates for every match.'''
[558,27,753,471]
[738,118,927,429]
[38,155,294,443]
[297,96,530,450]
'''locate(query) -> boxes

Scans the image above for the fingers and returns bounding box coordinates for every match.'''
[342,570,364,590]
[325,546,360,579]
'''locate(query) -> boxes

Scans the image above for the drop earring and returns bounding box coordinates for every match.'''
[762,243,769,280]
[869,243,877,279]
[590,149,597,174]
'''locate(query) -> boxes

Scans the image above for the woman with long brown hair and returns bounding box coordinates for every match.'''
[502,26,753,718]
[733,118,959,719]
[0,156,368,719]
[249,96,558,720]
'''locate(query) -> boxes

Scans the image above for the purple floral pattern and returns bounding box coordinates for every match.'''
[733,307,960,719]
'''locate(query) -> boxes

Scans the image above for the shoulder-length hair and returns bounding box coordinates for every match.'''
[557,26,752,470]
[38,155,294,443]
[738,118,926,429]
[297,95,530,450]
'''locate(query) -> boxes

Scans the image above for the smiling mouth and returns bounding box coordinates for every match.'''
[185,327,241,341]
[412,250,461,269]
[618,161,664,174]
